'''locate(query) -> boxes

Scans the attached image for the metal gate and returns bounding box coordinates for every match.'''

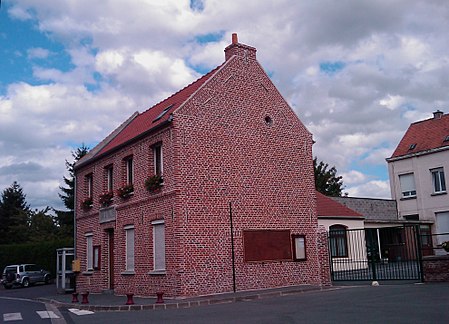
[329,225,423,281]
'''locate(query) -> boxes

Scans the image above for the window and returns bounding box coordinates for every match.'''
[153,144,163,176]
[106,165,113,192]
[93,246,101,270]
[399,173,416,198]
[431,168,446,194]
[329,225,348,258]
[292,235,306,261]
[125,157,133,185]
[86,173,93,198]
[152,220,166,272]
[125,225,135,272]
[85,233,93,271]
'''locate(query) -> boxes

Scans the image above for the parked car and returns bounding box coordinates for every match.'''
[1,264,51,289]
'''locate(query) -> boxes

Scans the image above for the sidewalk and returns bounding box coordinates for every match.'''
[36,284,331,311]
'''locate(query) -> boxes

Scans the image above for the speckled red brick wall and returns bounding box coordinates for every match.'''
[74,42,330,298]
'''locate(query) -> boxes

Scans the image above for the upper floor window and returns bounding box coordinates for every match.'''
[153,144,163,176]
[86,173,93,198]
[125,156,133,185]
[106,165,113,192]
[399,173,416,198]
[431,167,446,194]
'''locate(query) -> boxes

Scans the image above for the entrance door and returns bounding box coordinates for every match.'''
[107,229,114,289]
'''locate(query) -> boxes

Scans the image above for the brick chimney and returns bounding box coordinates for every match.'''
[224,33,257,61]
[433,110,444,119]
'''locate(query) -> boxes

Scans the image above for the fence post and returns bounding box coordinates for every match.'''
[370,245,377,281]
[415,225,425,282]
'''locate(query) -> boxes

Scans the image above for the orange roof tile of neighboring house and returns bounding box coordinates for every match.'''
[95,64,223,157]
[316,191,363,218]
[389,110,449,160]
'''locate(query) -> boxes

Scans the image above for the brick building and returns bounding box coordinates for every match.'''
[74,34,330,298]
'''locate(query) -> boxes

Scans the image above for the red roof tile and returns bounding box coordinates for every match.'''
[96,64,223,157]
[390,112,449,159]
[316,192,363,218]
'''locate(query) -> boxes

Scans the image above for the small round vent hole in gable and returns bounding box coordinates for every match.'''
[265,116,273,126]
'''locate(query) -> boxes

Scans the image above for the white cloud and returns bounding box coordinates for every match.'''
[346,180,391,199]
[3,0,449,209]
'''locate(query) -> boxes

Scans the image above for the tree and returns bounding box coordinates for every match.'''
[0,181,31,244]
[29,207,58,242]
[55,144,89,239]
[313,157,344,197]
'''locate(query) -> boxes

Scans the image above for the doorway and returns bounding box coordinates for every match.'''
[107,229,114,290]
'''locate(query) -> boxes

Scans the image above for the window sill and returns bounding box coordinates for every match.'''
[400,196,417,201]
[431,191,447,197]
[121,271,135,275]
[149,270,166,276]
[82,271,94,276]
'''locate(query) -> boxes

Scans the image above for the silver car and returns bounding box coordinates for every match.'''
[1,264,51,289]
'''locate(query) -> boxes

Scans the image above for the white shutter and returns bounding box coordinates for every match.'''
[152,221,165,271]
[399,173,416,197]
[126,228,135,271]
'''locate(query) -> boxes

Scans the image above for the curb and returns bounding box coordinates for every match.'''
[36,285,334,312]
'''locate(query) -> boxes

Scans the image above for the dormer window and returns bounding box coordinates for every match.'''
[444,135,449,142]
[408,143,416,150]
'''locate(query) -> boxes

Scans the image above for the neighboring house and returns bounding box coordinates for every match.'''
[73,34,330,298]
[386,110,449,251]
[316,192,367,271]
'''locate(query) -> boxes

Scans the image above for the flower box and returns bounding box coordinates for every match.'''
[144,175,164,193]
[117,183,134,198]
[99,191,114,207]
[81,197,93,209]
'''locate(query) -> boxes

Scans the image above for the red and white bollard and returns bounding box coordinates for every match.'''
[71,292,79,303]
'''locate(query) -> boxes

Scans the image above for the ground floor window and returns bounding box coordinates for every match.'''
[85,233,93,270]
[329,225,348,257]
[125,225,135,272]
[152,220,165,272]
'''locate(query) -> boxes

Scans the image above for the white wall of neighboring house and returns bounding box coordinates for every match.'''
[388,149,449,233]
[318,218,367,271]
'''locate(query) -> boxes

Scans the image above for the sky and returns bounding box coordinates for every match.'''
[1,0,449,211]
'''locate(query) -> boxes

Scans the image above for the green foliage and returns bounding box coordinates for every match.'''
[0,182,32,244]
[54,144,89,238]
[313,157,344,197]
[0,239,73,278]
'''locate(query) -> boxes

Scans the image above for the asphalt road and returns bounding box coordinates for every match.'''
[2,282,449,323]
[64,283,449,324]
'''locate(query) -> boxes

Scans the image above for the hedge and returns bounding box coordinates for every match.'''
[0,238,73,278]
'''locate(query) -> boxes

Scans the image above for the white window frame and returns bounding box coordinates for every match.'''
[85,233,93,271]
[106,166,113,192]
[86,174,93,198]
[399,173,416,198]
[126,157,133,185]
[431,167,446,194]
[152,220,166,272]
[125,225,135,272]
[153,144,163,176]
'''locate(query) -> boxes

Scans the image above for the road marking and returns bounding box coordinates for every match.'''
[37,310,60,319]
[68,308,95,316]
[3,312,23,321]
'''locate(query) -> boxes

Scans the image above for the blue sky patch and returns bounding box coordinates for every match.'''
[0,4,73,94]
[190,0,205,12]
[195,31,224,44]
[319,61,346,75]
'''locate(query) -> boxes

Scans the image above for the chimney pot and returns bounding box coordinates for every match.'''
[232,33,238,44]
[433,110,443,119]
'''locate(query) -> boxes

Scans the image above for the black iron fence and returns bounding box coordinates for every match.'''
[329,225,423,281]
